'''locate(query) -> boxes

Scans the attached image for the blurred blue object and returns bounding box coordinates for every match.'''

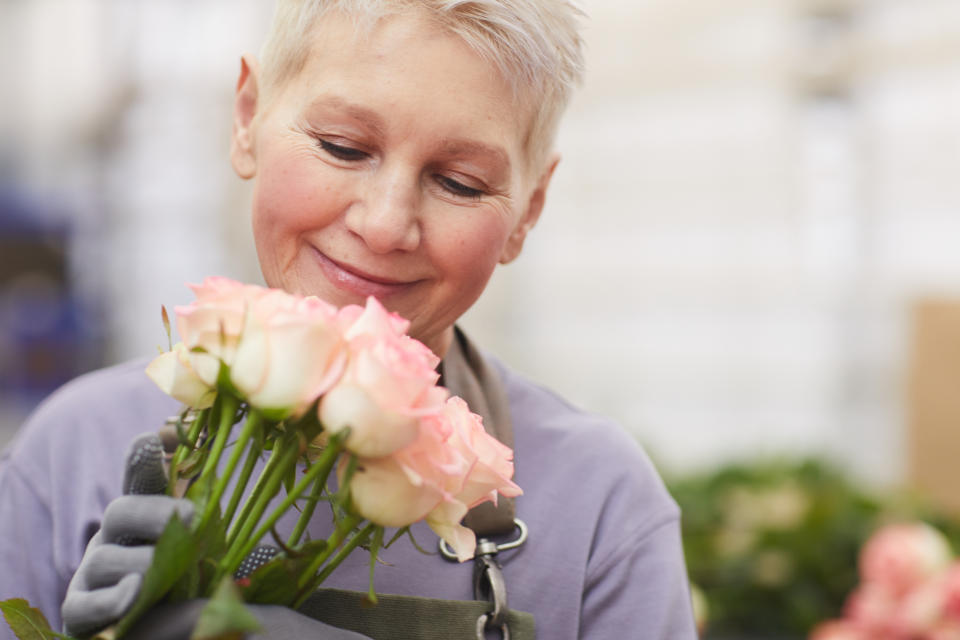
[0,185,101,400]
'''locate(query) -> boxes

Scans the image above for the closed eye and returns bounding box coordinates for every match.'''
[317,138,369,162]
[436,175,485,199]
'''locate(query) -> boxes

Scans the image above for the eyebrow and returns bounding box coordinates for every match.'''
[306,96,386,138]
[437,140,511,175]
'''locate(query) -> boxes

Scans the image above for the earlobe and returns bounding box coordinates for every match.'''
[499,154,561,265]
[230,54,261,180]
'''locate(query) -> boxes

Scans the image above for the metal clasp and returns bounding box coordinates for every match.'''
[439,519,527,640]
[438,519,528,561]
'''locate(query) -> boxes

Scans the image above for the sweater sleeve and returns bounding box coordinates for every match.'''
[0,360,178,638]
[0,460,68,638]
[580,514,698,639]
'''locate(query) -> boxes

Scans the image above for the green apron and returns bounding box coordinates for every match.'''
[300,589,535,640]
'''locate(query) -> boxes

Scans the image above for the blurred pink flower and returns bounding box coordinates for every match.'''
[809,619,870,640]
[860,523,953,596]
[939,565,960,622]
[927,621,960,640]
[891,576,948,638]
[844,581,899,636]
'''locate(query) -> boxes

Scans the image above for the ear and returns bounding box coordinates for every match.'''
[499,154,560,264]
[230,54,261,180]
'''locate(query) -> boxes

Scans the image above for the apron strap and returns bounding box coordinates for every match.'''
[439,327,517,538]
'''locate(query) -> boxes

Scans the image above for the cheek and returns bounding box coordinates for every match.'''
[251,149,343,261]
[434,215,511,291]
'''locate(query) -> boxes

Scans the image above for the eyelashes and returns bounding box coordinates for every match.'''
[313,135,488,200]
[435,175,484,199]
[317,138,368,162]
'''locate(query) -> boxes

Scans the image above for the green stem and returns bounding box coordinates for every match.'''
[226,437,284,549]
[292,514,364,608]
[287,468,327,548]
[225,438,344,575]
[222,430,263,528]
[196,394,239,488]
[219,436,301,575]
[251,440,343,549]
[167,408,209,495]
[314,523,376,586]
[199,408,261,531]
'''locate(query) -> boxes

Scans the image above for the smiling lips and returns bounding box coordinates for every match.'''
[312,248,418,298]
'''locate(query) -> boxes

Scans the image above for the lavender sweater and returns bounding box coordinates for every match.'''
[0,355,696,639]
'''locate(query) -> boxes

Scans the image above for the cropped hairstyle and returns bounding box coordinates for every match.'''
[259,0,586,170]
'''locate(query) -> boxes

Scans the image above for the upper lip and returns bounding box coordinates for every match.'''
[322,252,417,286]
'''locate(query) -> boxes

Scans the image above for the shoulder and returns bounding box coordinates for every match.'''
[0,360,180,585]
[2,359,179,501]
[487,352,680,543]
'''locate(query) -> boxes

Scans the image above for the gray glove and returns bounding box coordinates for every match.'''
[62,432,372,640]
[61,433,194,637]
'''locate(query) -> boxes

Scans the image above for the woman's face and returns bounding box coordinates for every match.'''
[232,10,555,356]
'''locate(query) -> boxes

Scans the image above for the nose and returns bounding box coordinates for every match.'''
[344,166,421,254]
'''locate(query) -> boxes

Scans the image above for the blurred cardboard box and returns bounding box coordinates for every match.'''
[909,299,960,514]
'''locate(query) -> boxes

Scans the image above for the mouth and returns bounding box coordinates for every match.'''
[311,248,419,299]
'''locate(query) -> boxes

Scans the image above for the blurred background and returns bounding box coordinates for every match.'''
[2,0,959,636]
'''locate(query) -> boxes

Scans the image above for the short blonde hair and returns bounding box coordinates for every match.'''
[259,0,586,171]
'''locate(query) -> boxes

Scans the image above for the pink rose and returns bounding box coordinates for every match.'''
[174,277,275,387]
[145,341,215,409]
[860,523,953,596]
[230,292,346,417]
[345,396,522,561]
[424,397,522,560]
[319,297,447,457]
[341,414,460,528]
[170,277,346,416]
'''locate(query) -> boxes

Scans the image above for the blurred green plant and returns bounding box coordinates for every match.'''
[667,458,960,639]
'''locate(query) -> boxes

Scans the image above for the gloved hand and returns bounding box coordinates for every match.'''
[61,432,194,637]
[61,431,373,640]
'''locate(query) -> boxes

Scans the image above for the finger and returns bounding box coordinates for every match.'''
[102,495,194,544]
[123,432,168,496]
[157,422,182,454]
[81,544,154,589]
[62,572,142,637]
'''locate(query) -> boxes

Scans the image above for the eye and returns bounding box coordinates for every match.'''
[436,175,485,199]
[317,138,369,162]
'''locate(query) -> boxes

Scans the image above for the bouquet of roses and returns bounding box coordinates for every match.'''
[1,277,521,639]
[811,522,960,640]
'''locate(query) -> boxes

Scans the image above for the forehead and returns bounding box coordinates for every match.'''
[265,9,539,174]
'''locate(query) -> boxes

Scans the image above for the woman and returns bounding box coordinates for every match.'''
[0,1,697,638]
